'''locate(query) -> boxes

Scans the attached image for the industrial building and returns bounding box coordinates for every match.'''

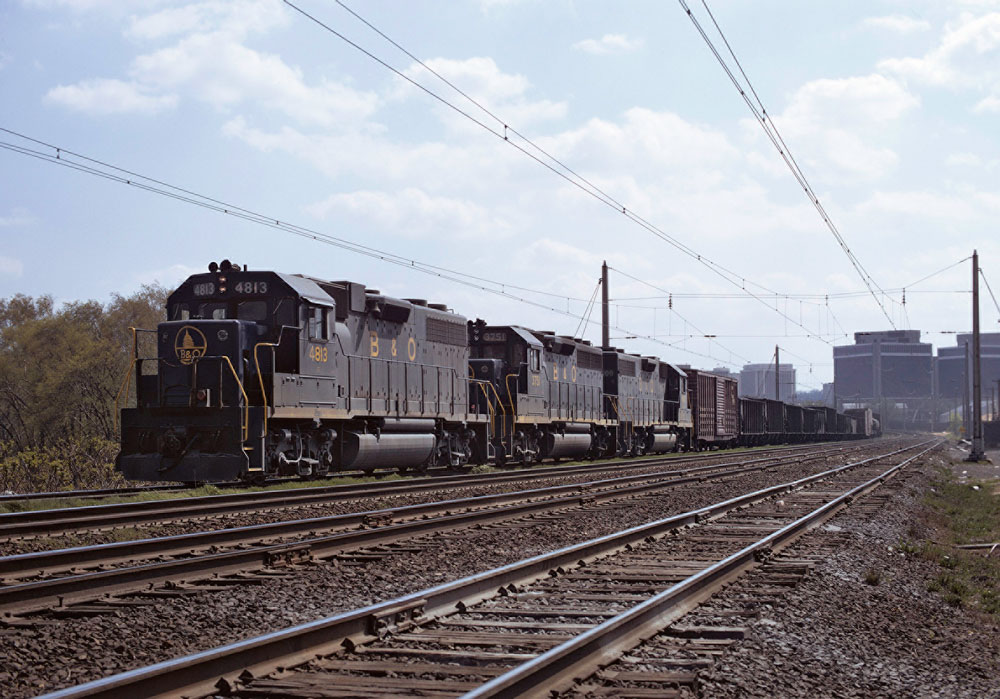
[833,330,935,429]
[738,363,796,401]
[936,332,1000,416]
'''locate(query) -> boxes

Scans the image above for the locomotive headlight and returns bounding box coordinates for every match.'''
[217,329,229,341]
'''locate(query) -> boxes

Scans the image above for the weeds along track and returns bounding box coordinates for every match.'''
[0,442,892,618]
[34,438,938,699]
[0,442,875,543]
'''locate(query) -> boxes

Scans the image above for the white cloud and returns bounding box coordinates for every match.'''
[47,1,374,127]
[0,208,37,227]
[22,0,151,10]
[572,34,644,55]
[396,56,566,126]
[45,78,177,115]
[879,12,1000,89]
[308,188,515,240]
[974,94,1000,112]
[861,15,931,34]
[759,74,918,180]
[946,152,983,167]
[131,33,378,126]
[125,0,286,41]
[0,256,24,278]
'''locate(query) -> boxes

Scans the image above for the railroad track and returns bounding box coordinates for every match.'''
[37,438,938,699]
[0,441,873,507]
[0,441,882,617]
[0,441,869,540]
[0,466,414,506]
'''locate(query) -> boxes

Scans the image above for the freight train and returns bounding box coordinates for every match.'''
[116,263,875,483]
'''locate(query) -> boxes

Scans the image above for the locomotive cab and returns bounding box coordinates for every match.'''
[119,261,312,482]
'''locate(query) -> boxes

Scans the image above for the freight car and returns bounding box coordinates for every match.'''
[116,263,871,483]
[685,369,738,450]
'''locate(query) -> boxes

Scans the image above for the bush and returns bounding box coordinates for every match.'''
[0,437,125,494]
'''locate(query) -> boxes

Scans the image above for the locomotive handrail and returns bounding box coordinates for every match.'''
[113,327,150,432]
[113,356,138,433]
[470,378,497,438]
[217,355,250,443]
[253,342,275,437]
[252,325,299,440]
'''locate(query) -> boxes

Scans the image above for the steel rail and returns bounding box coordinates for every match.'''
[0,441,877,579]
[0,442,868,538]
[0,439,849,505]
[37,438,934,699]
[0,443,863,613]
[467,439,943,698]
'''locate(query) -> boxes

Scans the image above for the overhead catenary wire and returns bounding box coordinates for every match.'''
[981,268,1000,323]
[283,0,841,346]
[678,0,896,328]
[0,128,749,369]
[608,265,753,363]
[573,278,602,339]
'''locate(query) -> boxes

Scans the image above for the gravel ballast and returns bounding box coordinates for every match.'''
[689,449,1000,698]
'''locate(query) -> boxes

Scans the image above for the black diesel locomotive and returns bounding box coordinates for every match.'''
[117,263,869,483]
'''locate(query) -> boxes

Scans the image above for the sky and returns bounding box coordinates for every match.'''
[2,0,1000,391]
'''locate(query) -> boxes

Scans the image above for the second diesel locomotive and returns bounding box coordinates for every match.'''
[117,263,868,483]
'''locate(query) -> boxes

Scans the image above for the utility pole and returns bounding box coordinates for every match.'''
[601,261,609,349]
[774,345,780,401]
[963,340,970,438]
[969,250,985,460]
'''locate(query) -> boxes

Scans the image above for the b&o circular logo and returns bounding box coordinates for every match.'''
[174,326,208,365]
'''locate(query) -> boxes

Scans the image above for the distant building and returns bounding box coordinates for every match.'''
[834,330,933,405]
[936,332,1000,405]
[739,363,796,401]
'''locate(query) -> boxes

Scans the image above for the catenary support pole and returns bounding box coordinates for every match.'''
[601,261,609,349]
[775,345,780,401]
[969,250,985,460]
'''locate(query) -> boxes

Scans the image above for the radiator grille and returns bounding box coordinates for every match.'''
[578,349,603,371]
[425,316,467,346]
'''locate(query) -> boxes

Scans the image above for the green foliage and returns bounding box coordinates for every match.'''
[0,286,167,452]
[918,472,1000,616]
[0,286,166,493]
[0,436,125,494]
[925,480,1000,546]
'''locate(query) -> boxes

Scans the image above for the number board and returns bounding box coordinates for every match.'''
[234,281,269,294]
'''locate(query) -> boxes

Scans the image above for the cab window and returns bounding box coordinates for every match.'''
[529,348,540,372]
[273,299,295,329]
[307,306,328,340]
[198,302,228,319]
[169,303,190,320]
[237,300,268,322]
